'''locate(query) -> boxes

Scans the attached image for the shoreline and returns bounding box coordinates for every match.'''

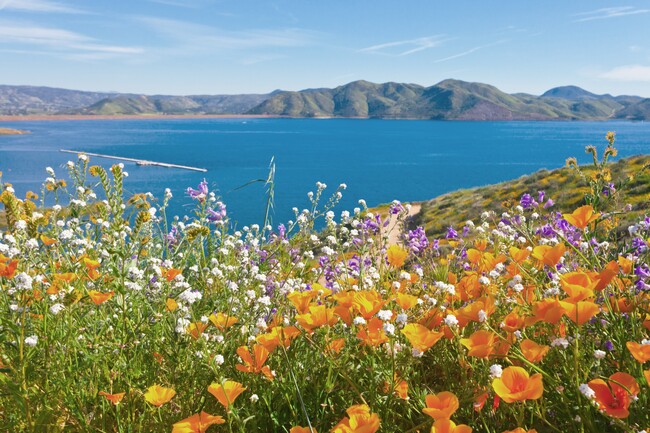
[0,114,282,122]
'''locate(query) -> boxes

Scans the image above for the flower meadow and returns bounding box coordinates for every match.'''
[0,133,649,433]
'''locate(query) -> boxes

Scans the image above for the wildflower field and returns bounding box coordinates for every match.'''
[0,133,649,433]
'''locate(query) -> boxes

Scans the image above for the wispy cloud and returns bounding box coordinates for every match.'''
[0,20,143,59]
[600,65,650,82]
[434,40,507,63]
[137,16,316,53]
[574,6,650,22]
[358,36,446,56]
[0,0,85,14]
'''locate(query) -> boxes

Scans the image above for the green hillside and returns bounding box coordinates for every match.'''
[412,154,650,238]
[248,79,641,120]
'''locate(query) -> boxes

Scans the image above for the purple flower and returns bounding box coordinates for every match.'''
[520,193,536,209]
[186,179,208,201]
[406,226,429,254]
[538,191,545,203]
[165,226,179,246]
[277,224,286,239]
[543,199,554,209]
[604,340,614,351]
[207,202,227,222]
[389,200,404,215]
[446,226,458,239]
[602,183,616,196]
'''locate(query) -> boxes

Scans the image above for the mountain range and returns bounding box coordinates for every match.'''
[1,80,649,120]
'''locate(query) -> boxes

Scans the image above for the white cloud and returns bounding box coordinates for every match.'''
[0,0,84,14]
[359,36,446,56]
[0,21,143,58]
[600,65,650,82]
[574,6,650,22]
[137,17,316,52]
[434,40,507,63]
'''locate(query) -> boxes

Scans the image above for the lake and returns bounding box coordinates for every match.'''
[1,118,649,227]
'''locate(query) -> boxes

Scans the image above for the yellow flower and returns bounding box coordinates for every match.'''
[387,244,408,268]
[144,385,175,407]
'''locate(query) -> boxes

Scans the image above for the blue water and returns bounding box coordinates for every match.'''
[1,118,649,227]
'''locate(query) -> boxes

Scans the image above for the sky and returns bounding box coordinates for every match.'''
[1,0,650,96]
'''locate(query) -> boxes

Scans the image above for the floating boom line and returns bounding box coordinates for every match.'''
[60,149,207,172]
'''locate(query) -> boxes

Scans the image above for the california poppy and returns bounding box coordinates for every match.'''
[492,366,543,403]
[460,330,498,358]
[208,380,246,409]
[144,385,175,407]
[172,411,225,433]
[98,391,125,405]
[357,317,389,347]
[387,244,408,268]
[422,391,459,420]
[209,312,238,330]
[531,243,566,268]
[401,323,444,352]
[520,339,549,363]
[290,427,318,433]
[236,344,274,380]
[587,372,639,418]
[351,290,385,320]
[430,418,472,433]
[563,205,599,230]
[626,341,650,363]
[295,305,337,332]
[331,404,380,433]
[88,290,114,305]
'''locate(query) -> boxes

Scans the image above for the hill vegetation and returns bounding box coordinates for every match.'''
[1,80,649,119]
[413,154,650,238]
[248,79,646,120]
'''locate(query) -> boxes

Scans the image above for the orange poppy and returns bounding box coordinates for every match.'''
[186,322,209,340]
[509,246,530,264]
[356,317,389,347]
[594,261,619,290]
[644,370,650,386]
[0,257,18,278]
[290,427,318,433]
[236,344,274,380]
[560,300,600,326]
[287,290,318,314]
[98,391,125,405]
[387,244,408,268]
[560,272,596,302]
[460,330,498,358]
[617,256,634,275]
[626,341,650,363]
[40,235,57,246]
[394,292,419,310]
[256,326,301,352]
[401,323,444,352]
[295,305,338,332]
[501,311,525,333]
[172,411,225,433]
[163,268,182,282]
[351,290,385,319]
[520,339,549,363]
[166,298,178,311]
[531,244,566,268]
[587,372,639,418]
[430,418,472,433]
[326,338,346,354]
[492,366,543,403]
[563,205,599,230]
[209,312,238,330]
[208,380,246,410]
[144,385,176,407]
[88,290,114,305]
[331,404,380,433]
[527,299,566,325]
[383,374,409,400]
[422,391,459,420]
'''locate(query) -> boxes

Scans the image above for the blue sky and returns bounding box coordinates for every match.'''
[1,0,650,96]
